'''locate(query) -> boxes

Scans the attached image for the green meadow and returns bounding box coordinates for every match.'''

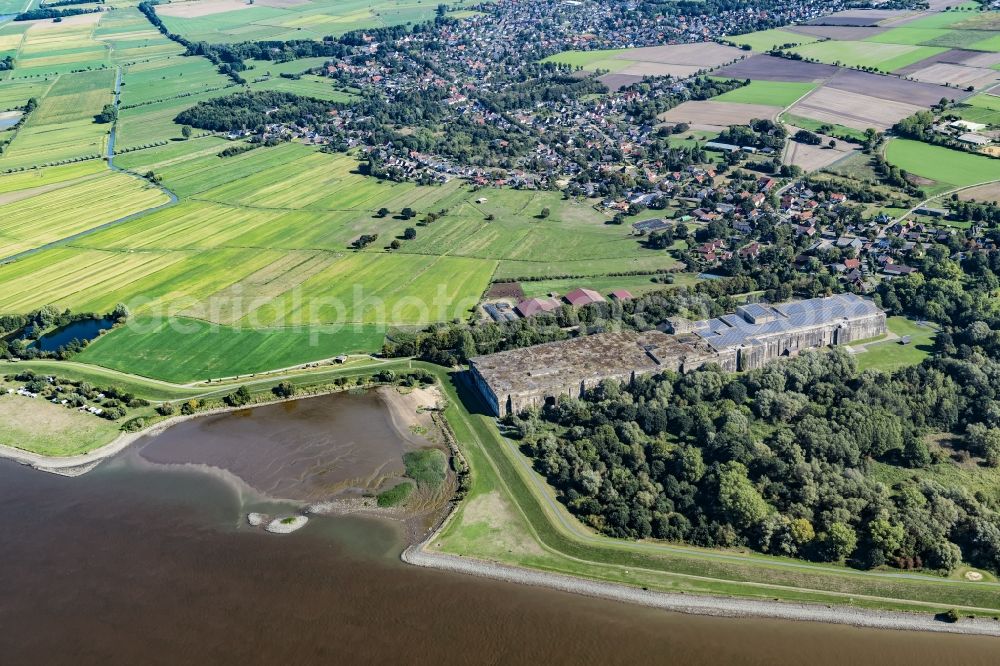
[789,41,946,72]
[884,139,999,192]
[714,80,816,108]
[855,317,936,373]
[76,317,386,382]
[951,94,1000,127]
[540,48,633,72]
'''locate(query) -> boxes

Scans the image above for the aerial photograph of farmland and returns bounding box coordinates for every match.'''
[1,0,1000,662]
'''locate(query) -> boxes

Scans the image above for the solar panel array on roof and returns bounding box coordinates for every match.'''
[691,294,880,351]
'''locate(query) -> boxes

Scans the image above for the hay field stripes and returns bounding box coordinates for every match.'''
[0,169,170,261]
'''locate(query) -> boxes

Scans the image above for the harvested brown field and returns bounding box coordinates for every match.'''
[712,55,839,83]
[825,68,965,106]
[618,62,702,78]
[156,0,253,18]
[26,12,101,29]
[957,182,1000,203]
[598,72,643,91]
[948,51,1000,69]
[786,25,889,41]
[895,49,1000,74]
[659,100,781,126]
[612,43,745,67]
[804,9,913,26]
[789,86,924,130]
[783,129,858,172]
[906,63,1000,90]
[485,282,525,300]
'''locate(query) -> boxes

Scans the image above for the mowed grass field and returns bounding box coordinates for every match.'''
[789,41,946,73]
[0,164,168,259]
[884,139,1000,192]
[0,69,114,169]
[714,80,817,107]
[856,317,937,372]
[76,317,386,382]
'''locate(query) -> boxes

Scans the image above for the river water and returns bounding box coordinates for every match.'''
[0,395,997,664]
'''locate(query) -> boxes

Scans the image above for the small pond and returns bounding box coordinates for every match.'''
[0,111,22,131]
[34,318,115,351]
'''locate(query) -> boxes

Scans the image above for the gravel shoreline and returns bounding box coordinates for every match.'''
[401,545,1000,637]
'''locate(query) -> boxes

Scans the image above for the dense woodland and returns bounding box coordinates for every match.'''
[175,91,332,132]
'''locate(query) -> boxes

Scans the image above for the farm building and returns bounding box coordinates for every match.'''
[565,287,606,307]
[515,297,561,318]
[631,217,671,234]
[470,294,885,415]
[610,289,634,301]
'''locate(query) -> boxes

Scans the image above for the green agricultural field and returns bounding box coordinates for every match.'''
[247,74,357,102]
[0,144,687,336]
[714,80,817,108]
[727,28,818,51]
[884,139,999,192]
[540,48,633,72]
[0,169,168,258]
[120,56,233,107]
[156,0,481,44]
[951,93,1000,127]
[76,317,387,382]
[0,69,115,168]
[855,316,936,372]
[865,27,952,46]
[789,41,946,72]
[116,88,235,148]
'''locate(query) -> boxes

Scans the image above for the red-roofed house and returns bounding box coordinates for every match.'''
[564,287,606,307]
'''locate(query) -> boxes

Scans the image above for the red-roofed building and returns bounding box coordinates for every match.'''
[564,287,606,307]
[609,289,634,301]
[515,297,561,318]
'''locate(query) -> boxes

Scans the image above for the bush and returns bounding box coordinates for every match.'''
[224,385,252,407]
[376,481,414,507]
[156,402,176,416]
[272,381,296,398]
[403,449,448,489]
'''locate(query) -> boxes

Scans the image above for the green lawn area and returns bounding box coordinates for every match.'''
[715,80,817,108]
[76,317,386,382]
[789,41,946,73]
[540,48,632,72]
[855,316,936,372]
[726,28,819,51]
[884,139,1000,192]
[0,392,120,457]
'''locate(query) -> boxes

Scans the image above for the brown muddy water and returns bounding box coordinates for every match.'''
[0,393,998,665]
[136,389,427,502]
